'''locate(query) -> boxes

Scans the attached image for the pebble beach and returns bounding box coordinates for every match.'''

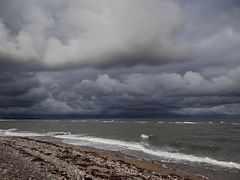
[0,136,204,180]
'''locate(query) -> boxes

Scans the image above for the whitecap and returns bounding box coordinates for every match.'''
[134,121,149,124]
[47,132,71,136]
[58,135,240,170]
[140,134,155,139]
[230,123,240,125]
[169,122,199,125]
[0,129,43,137]
[102,120,115,123]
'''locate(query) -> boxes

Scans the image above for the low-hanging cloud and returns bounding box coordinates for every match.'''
[20,66,240,116]
[0,72,48,109]
[2,66,240,116]
[74,68,240,99]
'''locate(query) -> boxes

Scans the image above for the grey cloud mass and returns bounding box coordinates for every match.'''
[0,0,240,117]
[0,72,47,114]
[0,0,191,70]
[33,66,240,115]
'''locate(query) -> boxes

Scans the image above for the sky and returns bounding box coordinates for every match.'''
[0,0,240,118]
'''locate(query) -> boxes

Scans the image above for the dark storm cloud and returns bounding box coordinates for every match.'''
[0,72,48,114]
[0,72,39,96]
[30,66,240,115]
[0,0,240,116]
[73,68,240,99]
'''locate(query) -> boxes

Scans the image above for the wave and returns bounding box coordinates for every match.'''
[134,121,149,124]
[1,128,240,170]
[102,120,115,123]
[140,134,156,139]
[166,121,229,125]
[78,120,88,122]
[47,132,71,136]
[0,129,44,137]
[57,135,240,170]
[70,120,97,122]
[0,128,18,134]
[100,120,126,123]
[0,129,71,137]
[177,122,199,125]
[168,122,199,125]
[7,128,17,131]
[69,119,127,123]
[230,123,240,125]
[154,121,240,125]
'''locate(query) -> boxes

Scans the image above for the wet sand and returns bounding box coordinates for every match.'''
[0,136,205,180]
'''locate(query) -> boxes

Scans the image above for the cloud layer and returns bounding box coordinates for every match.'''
[3,66,240,116]
[36,66,240,115]
[0,0,192,70]
[0,0,240,117]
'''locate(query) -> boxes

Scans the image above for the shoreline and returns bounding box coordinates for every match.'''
[0,136,205,180]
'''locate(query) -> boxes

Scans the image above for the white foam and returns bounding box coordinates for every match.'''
[231,123,240,125]
[100,120,126,123]
[180,122,199,124]
[0,129,71,137]
[102,120,115,123]
[69,120,91,122]
[140,134,150,139]
[113,121,126,123]
[0,128,17,134]
[0,129,44,137]
[1,128,240,170]
[47,132,71,136]
[8,128,18,131]
[58,135,240,170]
[134,121,149,124]
[185,122,199,124]
[140,134,155,139]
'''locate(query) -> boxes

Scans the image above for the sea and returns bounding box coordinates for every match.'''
[0,118,240,179]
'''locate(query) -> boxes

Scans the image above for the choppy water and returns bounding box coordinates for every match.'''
[1,118,240,172]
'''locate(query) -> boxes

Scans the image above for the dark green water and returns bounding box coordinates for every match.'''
[1,118,240,172]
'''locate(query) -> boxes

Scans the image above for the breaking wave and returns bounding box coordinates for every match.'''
[0,128,43,137]
[0,129,71,137]
[1,128,240,170]
[56,134,240,170]
[47,132,72,136]
[140,134,156,139]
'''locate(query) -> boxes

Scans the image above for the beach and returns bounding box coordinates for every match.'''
[0,136,205,180]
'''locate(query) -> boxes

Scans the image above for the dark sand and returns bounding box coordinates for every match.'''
[0,136,206,180]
